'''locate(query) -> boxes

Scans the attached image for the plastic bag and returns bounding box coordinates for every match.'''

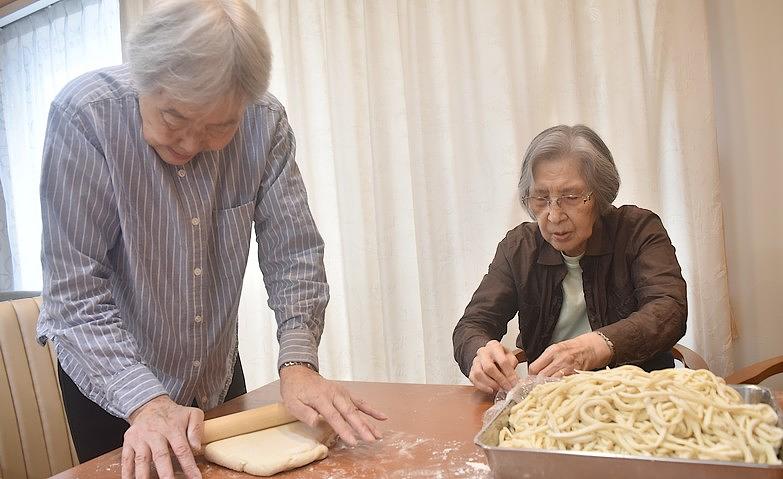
[482,375,561,427]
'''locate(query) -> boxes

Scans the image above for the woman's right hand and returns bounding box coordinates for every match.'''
[468,340,519,393]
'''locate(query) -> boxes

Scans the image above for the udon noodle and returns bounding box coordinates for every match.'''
[498,366,783,464]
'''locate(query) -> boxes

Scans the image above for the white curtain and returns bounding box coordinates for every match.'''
[0,0,122,291]
[126,0,735,390]
[0,94,11,290]
[707,0,783,389]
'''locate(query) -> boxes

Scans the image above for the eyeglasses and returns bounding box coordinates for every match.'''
[522,192,593,213]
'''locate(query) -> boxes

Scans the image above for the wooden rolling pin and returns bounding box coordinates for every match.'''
[202,402,297,444]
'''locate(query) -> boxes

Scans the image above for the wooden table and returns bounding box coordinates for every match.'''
[51,381,496,478]
[50,385,783,479]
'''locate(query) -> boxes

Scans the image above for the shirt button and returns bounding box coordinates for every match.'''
[193,360,201,368]
[191,217,200,226]
[177,169,186,178]
[194,267,202,276]
[194,315,203,323]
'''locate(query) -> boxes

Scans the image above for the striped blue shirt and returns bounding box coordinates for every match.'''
[37,65,328,419]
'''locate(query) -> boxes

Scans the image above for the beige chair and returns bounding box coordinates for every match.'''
[513,343,710,370]
[0,297,77,478]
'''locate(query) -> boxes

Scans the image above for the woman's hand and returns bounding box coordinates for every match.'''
[122,395,204,479]
[528,332,612,377]
[468,340,519,393]
[280,365,387,446]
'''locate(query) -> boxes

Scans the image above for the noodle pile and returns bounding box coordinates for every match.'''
[498,366,783,464]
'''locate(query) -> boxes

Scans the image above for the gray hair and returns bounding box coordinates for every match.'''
[126,0,272,104]
[518,124,620,217]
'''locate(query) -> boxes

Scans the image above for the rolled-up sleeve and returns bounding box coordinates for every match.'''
[254,108,329,372]
[38,104,167,419]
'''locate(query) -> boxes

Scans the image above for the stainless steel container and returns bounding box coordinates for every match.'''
[475,384,783,479]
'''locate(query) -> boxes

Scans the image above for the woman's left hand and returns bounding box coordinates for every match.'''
[528,332,613,377]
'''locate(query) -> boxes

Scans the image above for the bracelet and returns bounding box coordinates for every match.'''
[279,361,318,372]
[595,331,615,359]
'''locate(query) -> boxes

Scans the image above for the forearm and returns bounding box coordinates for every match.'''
[453,325,495,377]
[277,323,322,371]
[258,194,328,372]
[599,295,686,365]
[453,238,518,378]
[45,308,167,419]
[602,213,688,365]
[43,279,168,418]
[264,241,328,371]
[257,108,329,372]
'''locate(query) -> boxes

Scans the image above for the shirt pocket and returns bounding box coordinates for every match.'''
[213,200,256,286]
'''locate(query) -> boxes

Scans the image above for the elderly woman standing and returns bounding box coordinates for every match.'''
[37,1,385,478]
[453,125,687,394]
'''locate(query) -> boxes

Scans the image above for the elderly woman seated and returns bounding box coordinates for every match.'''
[452,125,687,393]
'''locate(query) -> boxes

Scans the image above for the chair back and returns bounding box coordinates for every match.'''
[725,356,783,385]
[671,343,710,370]
[0,297,77,478]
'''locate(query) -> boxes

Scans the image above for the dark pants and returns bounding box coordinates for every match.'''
[640,350,675,372]
[58,357,247,463]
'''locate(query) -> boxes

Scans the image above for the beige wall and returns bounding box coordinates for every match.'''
[707,0,783,389]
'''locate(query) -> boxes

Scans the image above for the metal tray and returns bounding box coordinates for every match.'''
[475,384,783,479]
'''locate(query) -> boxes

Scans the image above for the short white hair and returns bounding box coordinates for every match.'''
[127,0,272,104]
[518,125,620,217]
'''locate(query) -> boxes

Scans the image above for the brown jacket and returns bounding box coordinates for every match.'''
[453,205,687,377]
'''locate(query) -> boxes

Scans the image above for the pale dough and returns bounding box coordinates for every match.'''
[204,421,335,476]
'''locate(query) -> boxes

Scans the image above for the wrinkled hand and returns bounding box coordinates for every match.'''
[122,395,204,479]
[280,365,388,446]
[528,332,612,377]
[468,339,519,394]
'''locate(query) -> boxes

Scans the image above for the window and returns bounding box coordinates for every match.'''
[0,0,121,290]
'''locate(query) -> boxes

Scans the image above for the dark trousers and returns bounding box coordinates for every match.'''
[640,350,675,372]
[58,356,247,463]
